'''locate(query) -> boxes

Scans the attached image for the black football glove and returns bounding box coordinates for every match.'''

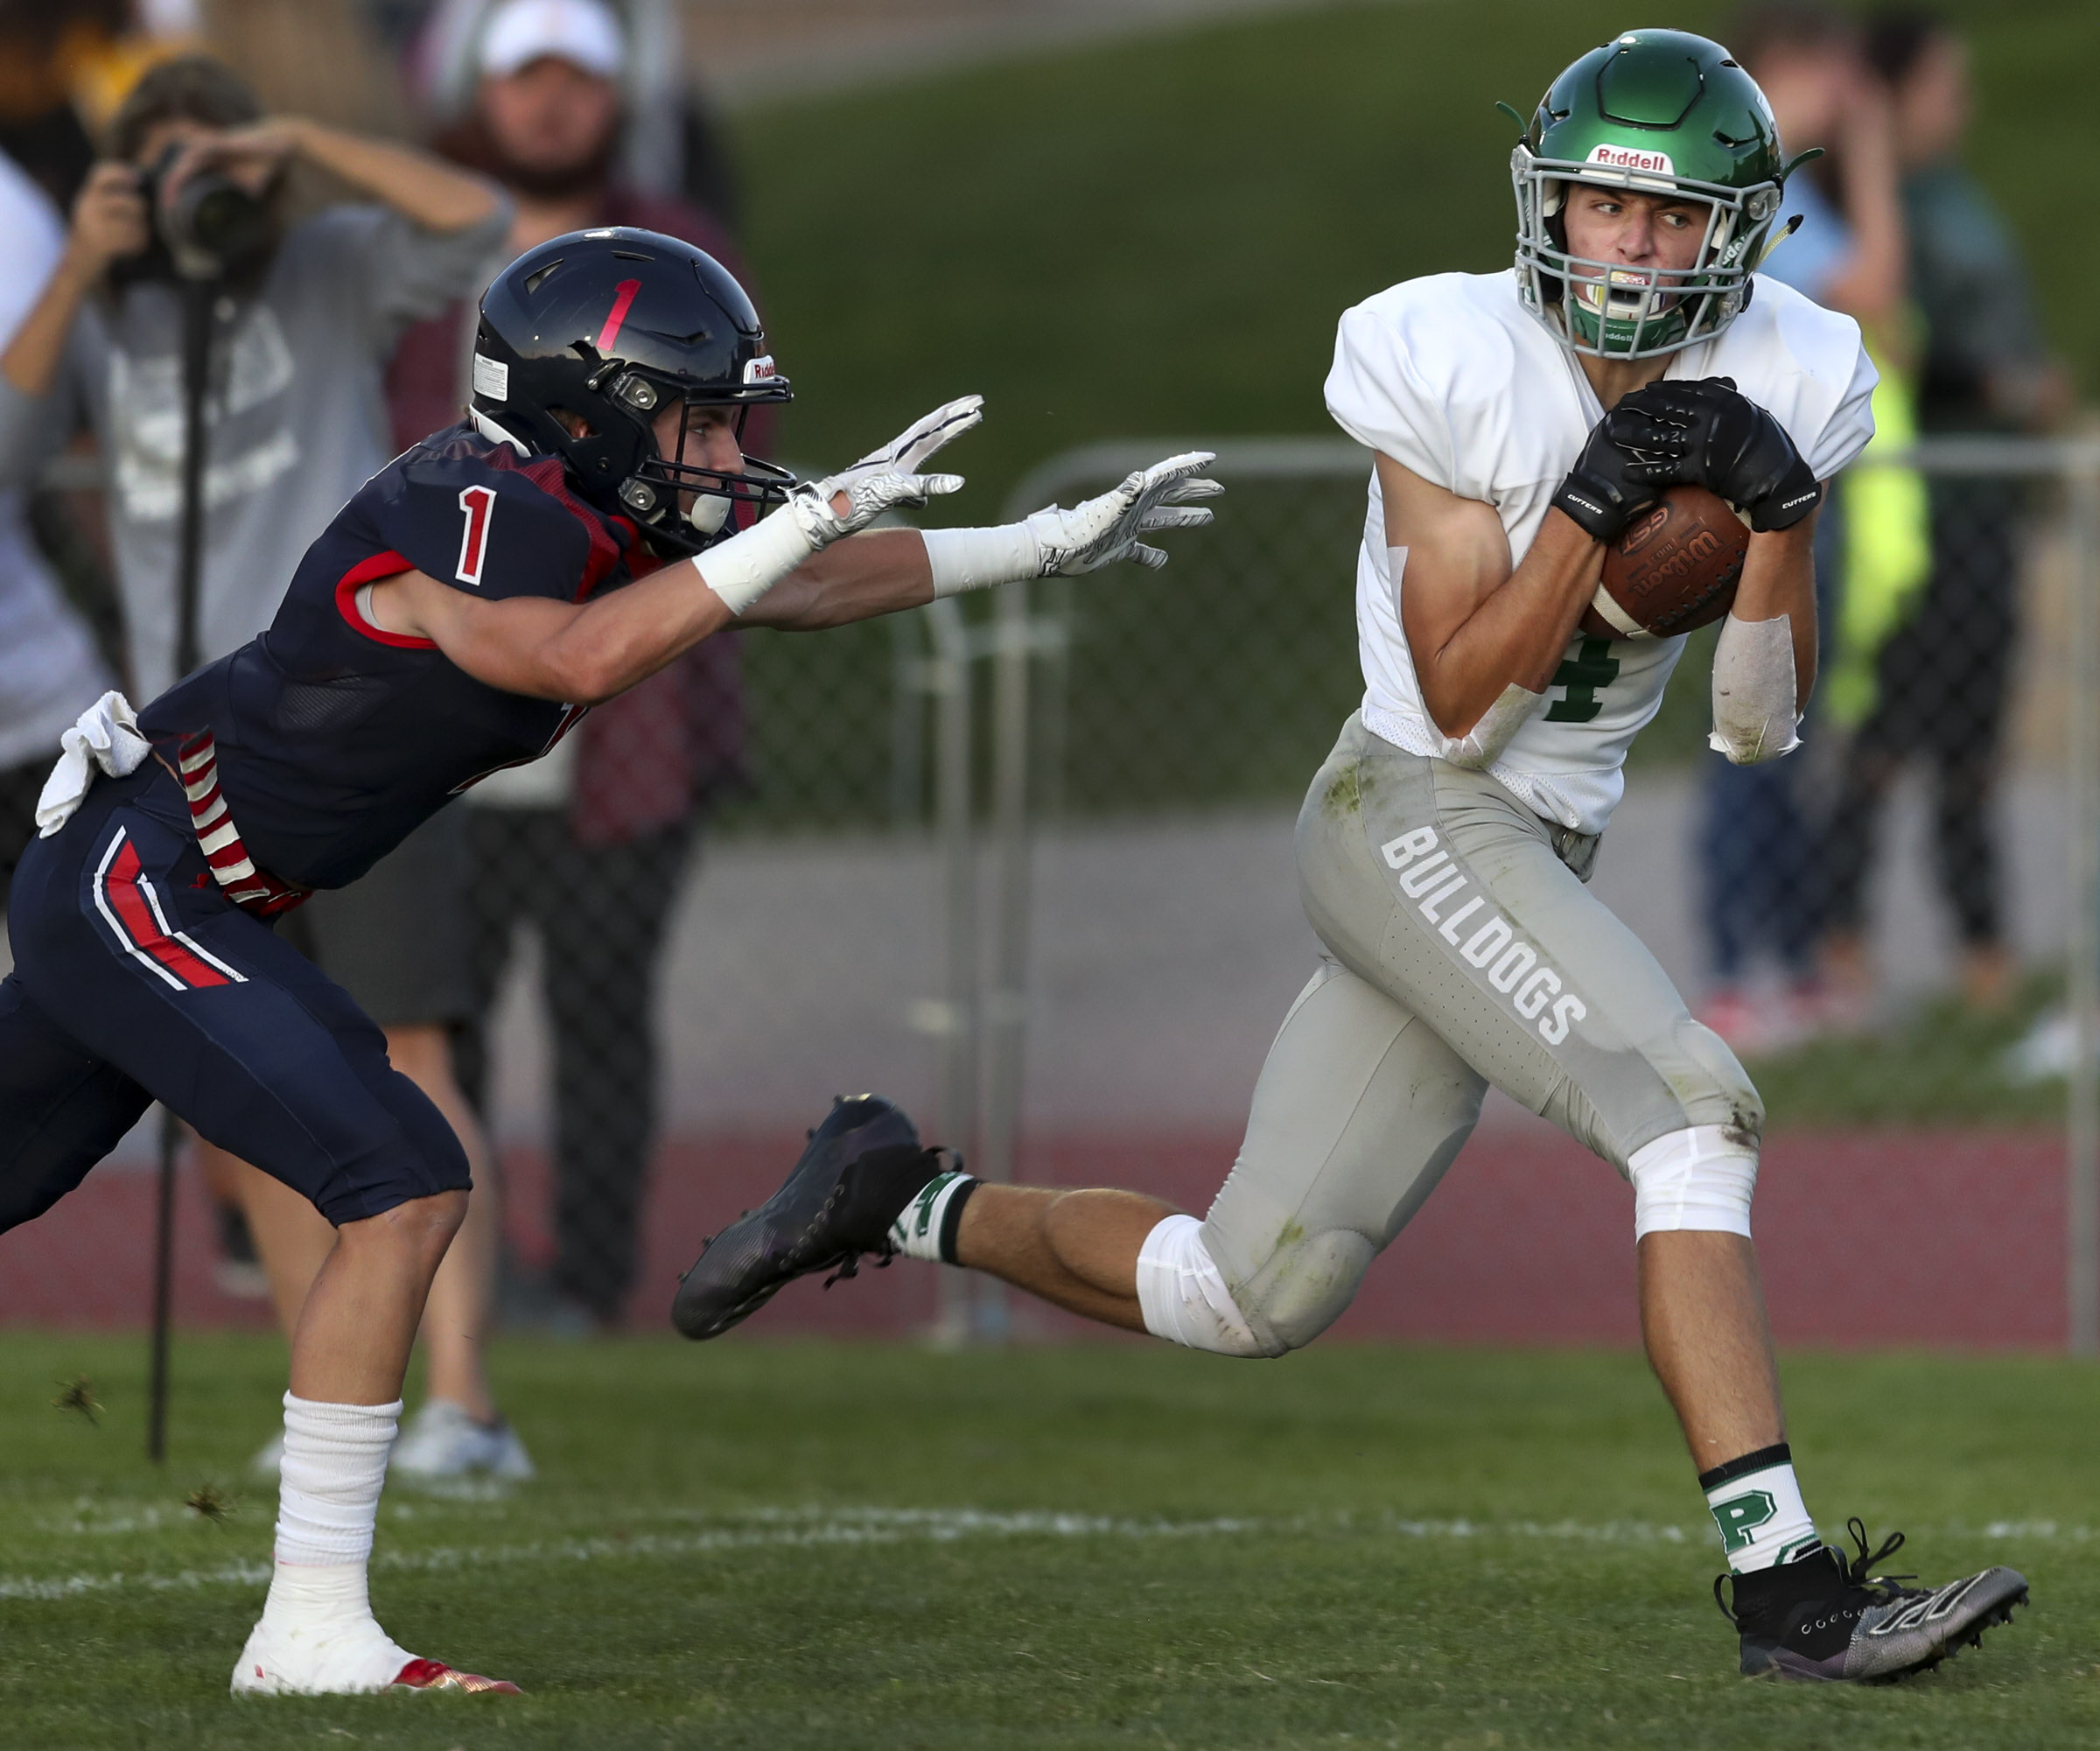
[1614,376,1824,532]
[1549,402,1690,541]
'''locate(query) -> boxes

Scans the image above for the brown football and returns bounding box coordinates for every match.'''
[1579,484,1749,641]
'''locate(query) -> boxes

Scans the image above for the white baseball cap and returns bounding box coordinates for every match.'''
[479,0,627,81]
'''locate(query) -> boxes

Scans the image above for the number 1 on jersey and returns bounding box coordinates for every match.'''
[455,485,496,587]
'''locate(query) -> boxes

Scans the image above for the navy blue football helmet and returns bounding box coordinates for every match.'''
[472,227,795,556]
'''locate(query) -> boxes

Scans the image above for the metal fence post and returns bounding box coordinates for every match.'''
[2067,457,2100,1355]
[925,598,978,1342]
[970,578,1039,1340]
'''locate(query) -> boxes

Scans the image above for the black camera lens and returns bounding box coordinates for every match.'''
[138,143,270,277]
[169,172,270,263]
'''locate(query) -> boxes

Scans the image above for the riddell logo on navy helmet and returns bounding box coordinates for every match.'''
[1586,143,1675,176]
[743,356,778,383]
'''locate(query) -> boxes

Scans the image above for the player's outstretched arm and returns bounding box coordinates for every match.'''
[370,565,736,704]
[368,397,986,700]
[369,419,1217,698]
[737,450,1222,633]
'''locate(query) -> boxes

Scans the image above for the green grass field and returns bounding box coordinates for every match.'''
[3,1332,2096,1748]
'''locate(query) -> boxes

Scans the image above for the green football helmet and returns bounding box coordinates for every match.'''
[1510,29,1789,359]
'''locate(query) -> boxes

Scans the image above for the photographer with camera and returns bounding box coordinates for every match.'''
[0,56,522,1478]
[0,56,506,696]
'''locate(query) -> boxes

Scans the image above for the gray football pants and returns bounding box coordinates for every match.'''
[1200,716,1759,1355]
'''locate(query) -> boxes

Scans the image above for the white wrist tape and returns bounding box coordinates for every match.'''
[1627,1124,1758,1240]
[920,523,1043,599]
[1708,613,1801,765]
[692,504,820,617]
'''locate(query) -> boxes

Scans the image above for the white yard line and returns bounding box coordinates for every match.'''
[0,1504,2080,1603]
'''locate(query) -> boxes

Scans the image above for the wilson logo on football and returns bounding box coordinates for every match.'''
[1586,143,1675,175]
[1626,530,1726,602]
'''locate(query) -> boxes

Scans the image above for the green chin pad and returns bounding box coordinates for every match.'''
[1565,291,1692,355]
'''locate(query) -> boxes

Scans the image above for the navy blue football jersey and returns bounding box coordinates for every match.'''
[139,425,656,891]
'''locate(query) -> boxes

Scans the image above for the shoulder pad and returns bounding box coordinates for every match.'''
[369,446,601,601]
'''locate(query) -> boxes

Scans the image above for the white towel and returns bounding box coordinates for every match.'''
[36,690,150,837]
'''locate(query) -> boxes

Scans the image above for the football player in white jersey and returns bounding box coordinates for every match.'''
[676,29,2026,1682]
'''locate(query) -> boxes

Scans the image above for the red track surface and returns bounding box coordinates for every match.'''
[0,1121,2067,1348]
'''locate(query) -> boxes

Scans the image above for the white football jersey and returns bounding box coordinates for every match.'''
[1323,268,1876,836]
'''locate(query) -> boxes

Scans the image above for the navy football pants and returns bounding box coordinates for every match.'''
[0,763,468,1237]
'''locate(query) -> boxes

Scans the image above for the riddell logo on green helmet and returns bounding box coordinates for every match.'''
[1586,143,1675,176]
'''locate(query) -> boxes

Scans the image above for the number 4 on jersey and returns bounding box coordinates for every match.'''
[1545,635,1620,724]
[455,485,496,587]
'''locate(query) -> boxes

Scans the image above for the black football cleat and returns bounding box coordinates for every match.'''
[1717,1519,2027,1683]
[672,1095,948,1340]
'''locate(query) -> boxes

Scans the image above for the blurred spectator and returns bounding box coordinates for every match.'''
[1695,4,1911,1054]
[0,4,112,211]
[404,0,744,227]
[0,53,528,1478]
[0,4,191,731]
[0,146,115,902]
[1816,8,2070,1016]
[393,0,759,1330]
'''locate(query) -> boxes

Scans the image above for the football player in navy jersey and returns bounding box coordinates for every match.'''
[0,226,1218,1698]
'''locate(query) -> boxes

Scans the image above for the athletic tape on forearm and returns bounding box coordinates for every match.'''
[692,504,820,617]
[1438,683,1543,769]
[920,523,1042,599]
[1708,613,1801,765]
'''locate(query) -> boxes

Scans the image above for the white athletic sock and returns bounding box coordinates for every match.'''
[888,1168,978,1263]
[1700,1441,1821,1573]
[234,1394,416,1695]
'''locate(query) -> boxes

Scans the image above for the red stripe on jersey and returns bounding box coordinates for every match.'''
[175,732,312,919]
[334,550,438,649]
[594,278,642,354]
[105,838,233,988]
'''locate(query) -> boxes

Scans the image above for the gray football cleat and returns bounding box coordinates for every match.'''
[1717,1519,2027,1683]
[671,1095,948,1341]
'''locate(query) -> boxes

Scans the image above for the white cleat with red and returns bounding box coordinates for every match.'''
[232,1610,410,1695]
[391,1656,522,1693]
[231,1616,519,1696]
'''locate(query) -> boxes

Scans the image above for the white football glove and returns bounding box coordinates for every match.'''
[789,394,984,547]
[1022,451,1222,574]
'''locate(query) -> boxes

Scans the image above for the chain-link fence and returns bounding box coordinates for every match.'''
[5,433,2097,1355]
[963,435,2100,1351]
